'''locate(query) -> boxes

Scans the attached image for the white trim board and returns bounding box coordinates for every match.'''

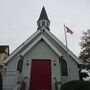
[4,30,41,63]
[45,30,82,64]
[21,34,62,57]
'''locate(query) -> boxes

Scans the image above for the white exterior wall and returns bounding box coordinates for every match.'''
[3,56,19,90]
[23,40,61,90]
[3,40,79,90]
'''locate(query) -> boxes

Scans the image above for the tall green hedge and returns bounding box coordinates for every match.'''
[61,80,90,90]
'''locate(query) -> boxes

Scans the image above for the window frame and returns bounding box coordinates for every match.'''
[59,58,68,76]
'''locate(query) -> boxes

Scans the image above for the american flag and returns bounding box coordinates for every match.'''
[65,25,73,34]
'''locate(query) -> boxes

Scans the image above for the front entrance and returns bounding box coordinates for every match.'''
[30,59,51,90]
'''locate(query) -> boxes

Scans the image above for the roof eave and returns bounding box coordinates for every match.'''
[45,29,82,64]
[4,30,42,64]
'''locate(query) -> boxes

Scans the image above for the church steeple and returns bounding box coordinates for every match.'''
[37,7,50,30]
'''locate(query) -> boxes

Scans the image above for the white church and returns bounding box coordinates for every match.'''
[3,7,82,90]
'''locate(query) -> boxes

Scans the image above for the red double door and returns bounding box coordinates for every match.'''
[30,59,51,90]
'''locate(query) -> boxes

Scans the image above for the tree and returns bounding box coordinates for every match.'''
[79,30,90,69]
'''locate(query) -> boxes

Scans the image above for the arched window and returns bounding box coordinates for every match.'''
[17,59,23,73]
[60,59,68,76]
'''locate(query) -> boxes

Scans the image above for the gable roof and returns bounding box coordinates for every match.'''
[4,27,82,64]
[20,34,62,57]
[4,30,41,63]
[45,29,82,64]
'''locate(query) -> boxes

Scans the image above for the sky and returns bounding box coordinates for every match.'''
[0,0,90,57]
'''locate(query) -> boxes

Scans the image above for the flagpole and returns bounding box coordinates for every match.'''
[64,24,70,78]
[64,24,74,79]
[64,24,73,53]
[64,24,70,65]
[64,24,68,50]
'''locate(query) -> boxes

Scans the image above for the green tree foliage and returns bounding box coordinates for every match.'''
[79,30,90,63]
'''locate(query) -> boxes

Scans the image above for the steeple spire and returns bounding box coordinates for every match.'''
[37,6,50,30]
[38,7,50,22]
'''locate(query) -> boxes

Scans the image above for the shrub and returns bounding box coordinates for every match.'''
[61,80,90,90]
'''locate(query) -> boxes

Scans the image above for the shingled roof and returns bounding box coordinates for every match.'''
[38,7,50,22]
